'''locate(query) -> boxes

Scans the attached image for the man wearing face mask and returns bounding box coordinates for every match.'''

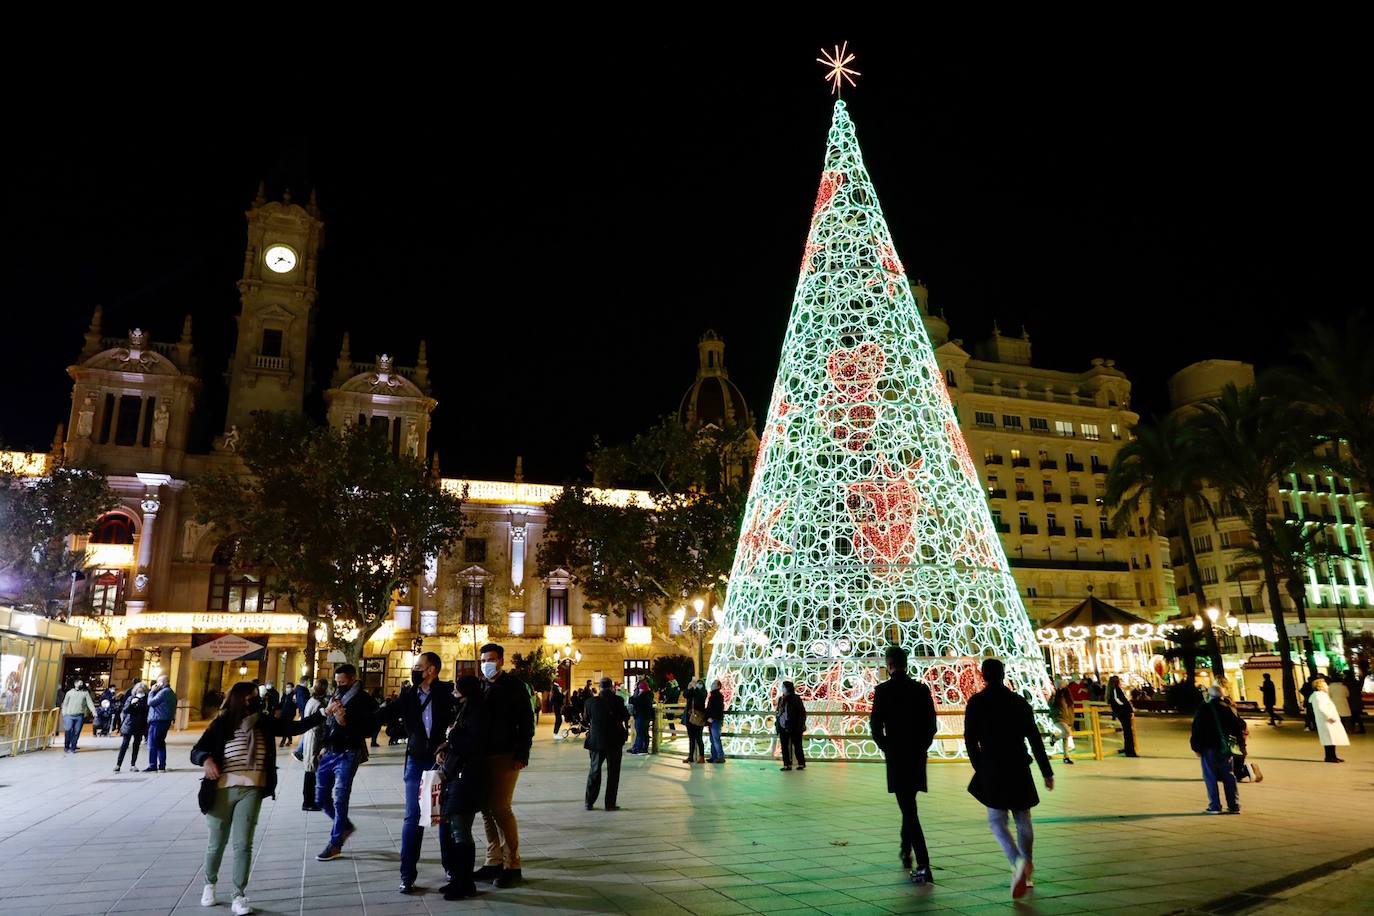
[61,679,97,753]
[313,664,378,862]
[388,651,457,893]
[473,643,534,889]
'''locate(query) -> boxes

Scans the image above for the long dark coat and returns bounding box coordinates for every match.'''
[870,673,938,794]
[440,698,487,816]
[964,684,1053,811]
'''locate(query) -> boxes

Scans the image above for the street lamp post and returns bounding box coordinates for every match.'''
[675,598,721,680]
[1193,605,1240,690]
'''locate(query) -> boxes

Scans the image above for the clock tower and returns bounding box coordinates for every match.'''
[223,184,325,435]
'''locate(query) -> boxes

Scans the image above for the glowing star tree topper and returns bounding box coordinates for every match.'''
[706,78,1055,761]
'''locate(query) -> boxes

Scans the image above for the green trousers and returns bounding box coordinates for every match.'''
[204,785,264,896]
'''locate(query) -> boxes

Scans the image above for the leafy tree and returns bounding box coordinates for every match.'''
[1161,624,1207,687]
[1105,413,1225,675]
[652,653,695,689]
[538,416,751,623]
[510,645,557,692]
[190,413,468,668]
[1188,384,1319,714]
[0,453,118,617]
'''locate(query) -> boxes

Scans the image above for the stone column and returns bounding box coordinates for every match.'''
[508,512,528,631]
[127,473,172,615]
[172,646,192,731]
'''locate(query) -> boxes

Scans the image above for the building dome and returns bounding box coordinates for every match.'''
[678,330,755,431]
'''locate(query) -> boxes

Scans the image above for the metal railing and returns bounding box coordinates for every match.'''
[0,707,60,758]
[648,701,1115,763]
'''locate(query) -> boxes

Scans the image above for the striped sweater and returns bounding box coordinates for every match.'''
[219,714,267,788]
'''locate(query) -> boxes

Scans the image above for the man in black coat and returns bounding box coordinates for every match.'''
[313,664,378,862]
[277,682,298,747]
[1190,684,1242,814]
[870,645,938,885]
[475,643,535,888]
[391,651,459,893]
[1261,673,1279,726]
[965,658,1054,900]
[583,677,630,811]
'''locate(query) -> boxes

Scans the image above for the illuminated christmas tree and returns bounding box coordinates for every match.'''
[707,95,1054,760]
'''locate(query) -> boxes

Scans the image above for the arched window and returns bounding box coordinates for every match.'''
[207,538,276,612]
[90,513,135,544]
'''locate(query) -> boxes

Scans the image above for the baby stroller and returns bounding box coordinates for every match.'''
[93,698,115,737]
[558,704,587,741]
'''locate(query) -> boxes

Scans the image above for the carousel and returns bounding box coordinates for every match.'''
[1035,589,1166,685]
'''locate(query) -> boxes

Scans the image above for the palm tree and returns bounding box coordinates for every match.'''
[1228,519,1356,678]
[1271,311,1374,495]
[1188,384,1318,715]
[1105,413,1225,676]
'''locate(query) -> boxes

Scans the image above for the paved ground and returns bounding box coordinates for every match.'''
[0,713,1371,915]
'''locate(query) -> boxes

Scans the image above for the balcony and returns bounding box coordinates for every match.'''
[252,354,290,371]
[1100,529,1116,539]
[1297,479,1314,492]
[1070,494,1089,504]
[987,488,1007,500]
[985,455,1004,465]
[1011,457,1031,468]
[1020,523,1039,535]
[994,521,1010,533]
[1091,463,1109,475]
[1015,490,1035,501]
[1047,525,1067,537]
[1008,557,1130,572]
[1043,492,1063,503]
[1039,459,1058,470]
[1322,514,1337,523]
[1075,526,1094,538]
[1066,461,1085,472]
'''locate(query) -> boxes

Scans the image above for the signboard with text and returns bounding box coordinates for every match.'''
[190,633,269,662]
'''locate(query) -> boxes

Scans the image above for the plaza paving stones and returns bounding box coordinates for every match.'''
[1,714,1371,914]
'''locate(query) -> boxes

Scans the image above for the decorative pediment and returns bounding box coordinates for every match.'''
[85,344,181,376]
[544,567,572,590]
[458,564,493,586]
[338,364,426,398]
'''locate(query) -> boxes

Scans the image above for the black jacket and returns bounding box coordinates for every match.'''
[870,673,938,794]
[440,699,487,816]
[965,685,1053,811]
[263,687,280,714]
[1108,685,1133,718]
[629,689,654,719]
[705,689,725,723]
[1190,699,1243,754]
[1260,680,1277,706]
[775,693,807,733]
[191,711,323,798]
[386,679,457,760]
[320,686,378,754]
[120,694,149,733]
[682,685,707,722]
[482,673,534,764]
[583,690,630,753]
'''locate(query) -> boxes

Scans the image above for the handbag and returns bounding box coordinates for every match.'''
[197,777,218,815]
[1208,703,1239,755]
[688,708,706,727]
[418,767,444,828]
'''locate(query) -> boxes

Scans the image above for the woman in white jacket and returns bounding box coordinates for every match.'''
[299,678,330,810]
[1309,677,1349,763]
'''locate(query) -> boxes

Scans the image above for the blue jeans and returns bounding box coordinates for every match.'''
[1200,748,1239,811]
[146,720,171,769]
[707,720,725,761]
[631,715,650,753]
[63,714,85,751]
[400,752,455,883]
[316,749,361,847]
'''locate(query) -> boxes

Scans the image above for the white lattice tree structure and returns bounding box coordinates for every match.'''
[707,100,1054,760]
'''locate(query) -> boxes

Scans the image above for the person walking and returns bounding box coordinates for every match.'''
[775,681,807,771]
[681,676,707,764]
[61,679,97,753]
[145,674,177,771]
[1308,677,1350,763]
[1050,678,1076,764]
[869,645,938,885]
[628,681,654,755]
[393,651,458,894]
[583,677,630,811]
[1261,673,1279,726]
[276,682,298,747]
[550,681,564,737]
[114,682,148,772]
[1344,670,1366,733]
[313,664,377,862]
[965,658,1054,900]
[704,679,727,763]
[192,681,324,915]
[1107,675,1138,757]
[299,678,329,811]
[1190,684,1243,813]
[474,643,534,889]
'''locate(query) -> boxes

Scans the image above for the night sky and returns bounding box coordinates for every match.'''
[3,36,1366,481]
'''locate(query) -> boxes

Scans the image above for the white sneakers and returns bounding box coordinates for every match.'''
[201,884,216,906]
[232,895,252,915]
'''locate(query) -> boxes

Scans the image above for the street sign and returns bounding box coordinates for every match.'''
[190,635,265,661]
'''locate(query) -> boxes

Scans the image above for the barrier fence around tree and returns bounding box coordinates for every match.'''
[649,702,1120,763]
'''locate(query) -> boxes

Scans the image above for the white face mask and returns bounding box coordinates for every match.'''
[481,661,499,679]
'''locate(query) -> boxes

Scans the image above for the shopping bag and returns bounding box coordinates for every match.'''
[419,768,444,827]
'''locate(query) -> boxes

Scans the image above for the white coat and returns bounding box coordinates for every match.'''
[1310,689,1350,747]
[1326,681,1352,717]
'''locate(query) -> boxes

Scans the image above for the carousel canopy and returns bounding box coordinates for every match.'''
[1042,594,1154,632]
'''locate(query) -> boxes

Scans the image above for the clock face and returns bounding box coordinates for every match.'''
[264,245,297,273]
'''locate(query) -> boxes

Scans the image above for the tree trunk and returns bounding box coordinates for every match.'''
[302,600,320,682]
[1254,509,1300,714]
[1287,579,1318,678]
[1180,518,1227,677]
